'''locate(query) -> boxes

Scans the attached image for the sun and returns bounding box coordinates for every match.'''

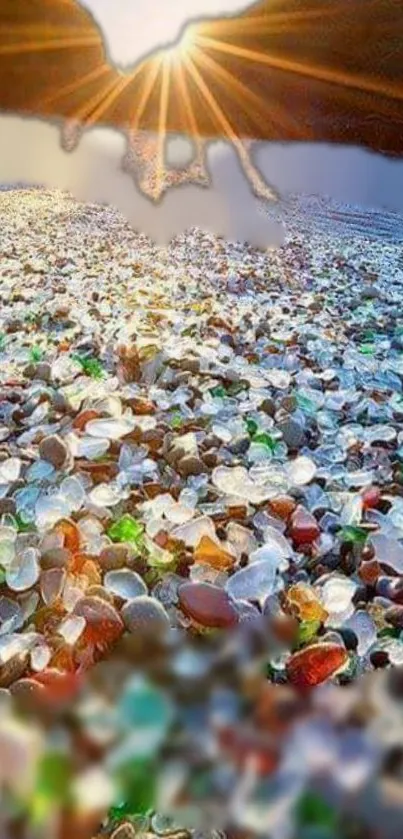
[178,24,197,56]
[163,24,197,63]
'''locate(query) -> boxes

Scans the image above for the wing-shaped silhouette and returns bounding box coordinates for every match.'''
[0,0,402,168]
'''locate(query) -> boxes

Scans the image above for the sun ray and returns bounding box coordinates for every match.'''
[0,35,99,55]
[130,55,164,132]
[191,43,306,139]
[154,55,171,199]
[183,52,278,201]
[196,35,403,102]
[4,24,95,37]
[37,65,110,110]
[198,3,353,37]
[172,58,205,162]
[69,75,123,124]
[83,70,142,128]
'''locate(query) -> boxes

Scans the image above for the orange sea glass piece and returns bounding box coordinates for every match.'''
[127,396,156,415]
[33,602,66,634]
[73,596,124,647]
[268,496,297,521]
[69,553,101,587]
[72,409,100,431]
[286,582,328,623]
[194,535,235,570]
[55,518,80,554]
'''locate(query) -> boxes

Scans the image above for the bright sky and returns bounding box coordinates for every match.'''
[78,0,252,67]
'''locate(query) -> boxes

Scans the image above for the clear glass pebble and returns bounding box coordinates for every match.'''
[104,569,148,600]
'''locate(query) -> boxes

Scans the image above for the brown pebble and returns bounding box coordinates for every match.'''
[117,343,141,382]
[35,362,52,383]
[164,436,189,466]
[125,396,156,415]
[72,409,100,431]
[23,363,37,379]
[39,434,68,469]
[5,319,23,334]
[178,581,239,628]
[0,498,16,516]
[202,433,222,450]
[177,454,205,477]
[179,356,200,374]
[142,428,164,452]
[40,548,70,570]
[99,544,129,571]
[202,449,219,468]
[280,395,297,413]
[51,391,71,413]
[260,397,276,416]
[0,654,29,688]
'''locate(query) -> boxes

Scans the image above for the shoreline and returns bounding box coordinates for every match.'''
[2,182,403,244]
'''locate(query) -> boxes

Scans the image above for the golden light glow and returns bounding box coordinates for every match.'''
[162,23,197,64]
[196,34,403,102]
[178,25,197,57]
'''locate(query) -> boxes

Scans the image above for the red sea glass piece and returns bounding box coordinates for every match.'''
[289,506,320,546]
[286,643,348,689]
[362,486,381,509]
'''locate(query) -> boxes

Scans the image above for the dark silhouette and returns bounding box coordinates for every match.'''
[0,0,402,156]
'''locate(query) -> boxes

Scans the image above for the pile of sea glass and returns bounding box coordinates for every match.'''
[0,188,403,839]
